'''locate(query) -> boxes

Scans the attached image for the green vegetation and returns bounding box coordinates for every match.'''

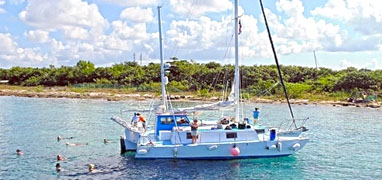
[1,60,381,101]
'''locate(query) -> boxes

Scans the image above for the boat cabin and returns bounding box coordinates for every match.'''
[156,114,190,137]
[154,114,263,144]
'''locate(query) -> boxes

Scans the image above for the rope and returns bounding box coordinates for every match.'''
[166,88,183,144]
[147,95,157,128]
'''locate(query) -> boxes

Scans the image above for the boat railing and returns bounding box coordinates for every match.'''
[138,135,152,146]
[278,117,309,131]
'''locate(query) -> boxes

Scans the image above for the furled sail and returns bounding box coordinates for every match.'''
[174,82,235,113]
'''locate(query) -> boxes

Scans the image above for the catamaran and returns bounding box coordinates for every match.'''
[111,0,308,159]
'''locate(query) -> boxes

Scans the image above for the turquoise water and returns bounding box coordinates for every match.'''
[0,96,381,179]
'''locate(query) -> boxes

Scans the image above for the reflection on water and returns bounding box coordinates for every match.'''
[0,96,381,179]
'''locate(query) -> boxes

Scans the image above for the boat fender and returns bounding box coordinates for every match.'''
[291,143,301,151]
[230,145,240,156]
[208,145,218,151]
[137,149,148,155]
[120,136,126,154]
[266,144,277,150]
[277,142,282,152]
[173,147,178,157]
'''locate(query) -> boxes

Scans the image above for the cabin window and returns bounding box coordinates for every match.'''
[255,129,265,134]
[226,132,237,139]
[160,117,174,124]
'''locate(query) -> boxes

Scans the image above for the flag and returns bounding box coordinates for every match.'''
[239,19,242,35]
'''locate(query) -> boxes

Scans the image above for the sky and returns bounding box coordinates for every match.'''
[0,0,381,70]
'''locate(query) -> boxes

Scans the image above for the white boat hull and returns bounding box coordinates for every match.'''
[124,129,140,151]
[134,138,308,159]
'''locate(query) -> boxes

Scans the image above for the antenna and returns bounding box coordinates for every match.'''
[140,53,142,65]
[313,50,319,70]
[133,53,136,62]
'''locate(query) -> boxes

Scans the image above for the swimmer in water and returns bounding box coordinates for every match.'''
[66,142,88,146]
[57,154,66,161]
[56,163,61,172]
[57,136,74,141]
[16,149,23,155]
[88,164,95,172]
[104,139,109,144]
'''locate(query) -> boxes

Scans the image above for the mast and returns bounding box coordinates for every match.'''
[157,6,167,111]
[259,0,297,128]
[234,0,240,122]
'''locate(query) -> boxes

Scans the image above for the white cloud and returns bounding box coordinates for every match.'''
[163,0,347,62]
[5,0,380,68]
[165,15,234,61]
[311,0,351,21]
[0,33,49,67]
[312,0,382,36]
[99,0,158,7]
[339,59,356,69]
[0,0,6,14]
[339,58,382,70]
[276,0,304,18]
[0,33,17,54]
[25,30,50,43]
[42,19,158,65]
[120,7,154,23]
[19,0,108,39]
[111,20,151,41]
[9,0,25,5]
[170,0,231,17]
[365,58,382,70]
[63,27,90,40]
[267,0,347,53]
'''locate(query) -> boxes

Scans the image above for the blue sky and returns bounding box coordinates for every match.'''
[0,0,381,70]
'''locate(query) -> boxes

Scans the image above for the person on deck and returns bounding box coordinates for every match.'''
[253,108,260,124]
[131,113,139,127]
[137,113,146,130]
[190,119,199,144]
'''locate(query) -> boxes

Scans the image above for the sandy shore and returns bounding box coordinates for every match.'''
[0,86,381,108]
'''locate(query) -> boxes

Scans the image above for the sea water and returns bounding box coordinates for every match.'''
[0,96,381,179]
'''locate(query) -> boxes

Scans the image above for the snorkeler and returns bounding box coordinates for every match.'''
[65,142,88,146]
[16,149,23,155]
[57,136,74,141]
[57,154,66,161]
[88,164,95,172]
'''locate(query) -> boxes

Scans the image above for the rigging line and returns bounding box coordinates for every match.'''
[147,95,157,127]
[159,0,169,7]
[176,0,201,57]
[169,0,199,59]
[259,0,297,129]
[221,35,234,92]
[166,89,183,144]
[138,6,157,64]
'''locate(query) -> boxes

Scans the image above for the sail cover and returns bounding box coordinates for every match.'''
[174,83,235,113]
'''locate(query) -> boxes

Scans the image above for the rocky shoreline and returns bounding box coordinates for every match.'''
[0,88,381,108]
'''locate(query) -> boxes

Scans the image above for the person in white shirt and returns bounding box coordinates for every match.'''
[131,113,139,127]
